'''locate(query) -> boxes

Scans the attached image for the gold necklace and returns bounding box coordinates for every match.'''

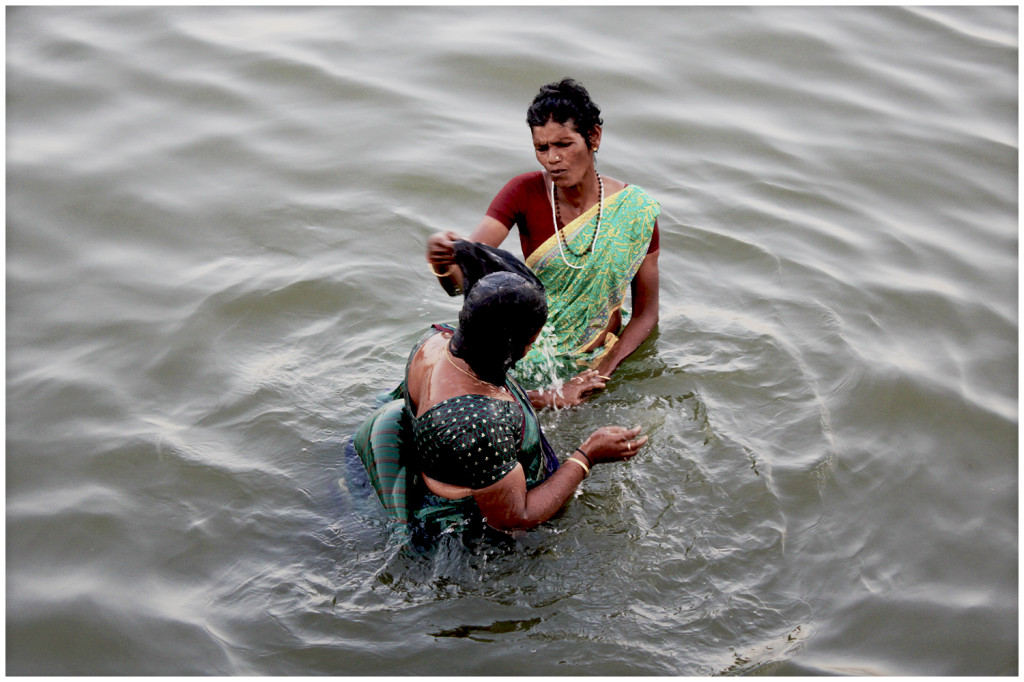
[445,342,482,381]
[444,342,510,397]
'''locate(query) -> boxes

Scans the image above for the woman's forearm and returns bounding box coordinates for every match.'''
[475,458,588,531]
[595,308,658,376]
[597,250,660,376]
[474,426,646,531]
[518,462,589,528]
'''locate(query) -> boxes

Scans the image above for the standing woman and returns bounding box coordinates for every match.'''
[427,78,661,409]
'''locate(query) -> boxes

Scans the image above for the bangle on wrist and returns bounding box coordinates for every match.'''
[574,447,592,468]
[430,263,453,277]
[565,456,590,477]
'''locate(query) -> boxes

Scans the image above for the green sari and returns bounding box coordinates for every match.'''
[352,324,559,542]
[513,184,660,389]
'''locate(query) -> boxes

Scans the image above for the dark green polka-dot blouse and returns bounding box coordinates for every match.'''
[412,394,524,489]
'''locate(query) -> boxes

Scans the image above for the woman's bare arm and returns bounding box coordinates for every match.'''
[471,425,647,531]
[595,249,660,377]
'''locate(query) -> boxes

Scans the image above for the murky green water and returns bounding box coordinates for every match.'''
[6,6,1017,675]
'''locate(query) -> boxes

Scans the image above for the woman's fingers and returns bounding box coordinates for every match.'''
[619,428,647,458]
[573,369,606,390]
[428,243,455,261]
[426,231,459,265]
[616,425,643,439]
[558,371,606,405]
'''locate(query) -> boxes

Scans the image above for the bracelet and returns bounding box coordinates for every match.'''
[430,263,452,277]
[574,447,592,468]
[565,456,590,477]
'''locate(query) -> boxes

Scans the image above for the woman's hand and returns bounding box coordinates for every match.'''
[426,230,460,269]
[528,369,607,409]
[580,425,648,464]
[426,230,464,295]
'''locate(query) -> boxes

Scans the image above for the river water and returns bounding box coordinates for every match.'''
[6,6,1017,676]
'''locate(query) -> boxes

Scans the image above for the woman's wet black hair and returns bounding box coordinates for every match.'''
[448,241,548,386]
[526,77,603,149]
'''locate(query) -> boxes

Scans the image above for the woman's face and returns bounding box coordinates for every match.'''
[531,118,599,188]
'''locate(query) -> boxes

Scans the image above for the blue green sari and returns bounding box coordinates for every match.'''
[513,184,660,389]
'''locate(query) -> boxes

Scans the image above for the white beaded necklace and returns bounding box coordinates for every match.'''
[551,171,603,270]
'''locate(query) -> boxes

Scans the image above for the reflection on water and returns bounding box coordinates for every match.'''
[6,5,1017,676]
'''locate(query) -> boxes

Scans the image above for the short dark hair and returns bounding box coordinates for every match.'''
[526,78,603,149]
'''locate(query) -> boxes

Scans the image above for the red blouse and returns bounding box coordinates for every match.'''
[485,171,660,260]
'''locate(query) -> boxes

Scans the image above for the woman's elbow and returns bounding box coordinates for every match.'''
[483,511,542,532]
[636,305,659,332]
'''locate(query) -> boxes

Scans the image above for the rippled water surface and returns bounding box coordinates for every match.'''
[6,6,1017,675]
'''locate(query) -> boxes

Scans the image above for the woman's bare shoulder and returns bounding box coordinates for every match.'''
[602,175,628,194]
